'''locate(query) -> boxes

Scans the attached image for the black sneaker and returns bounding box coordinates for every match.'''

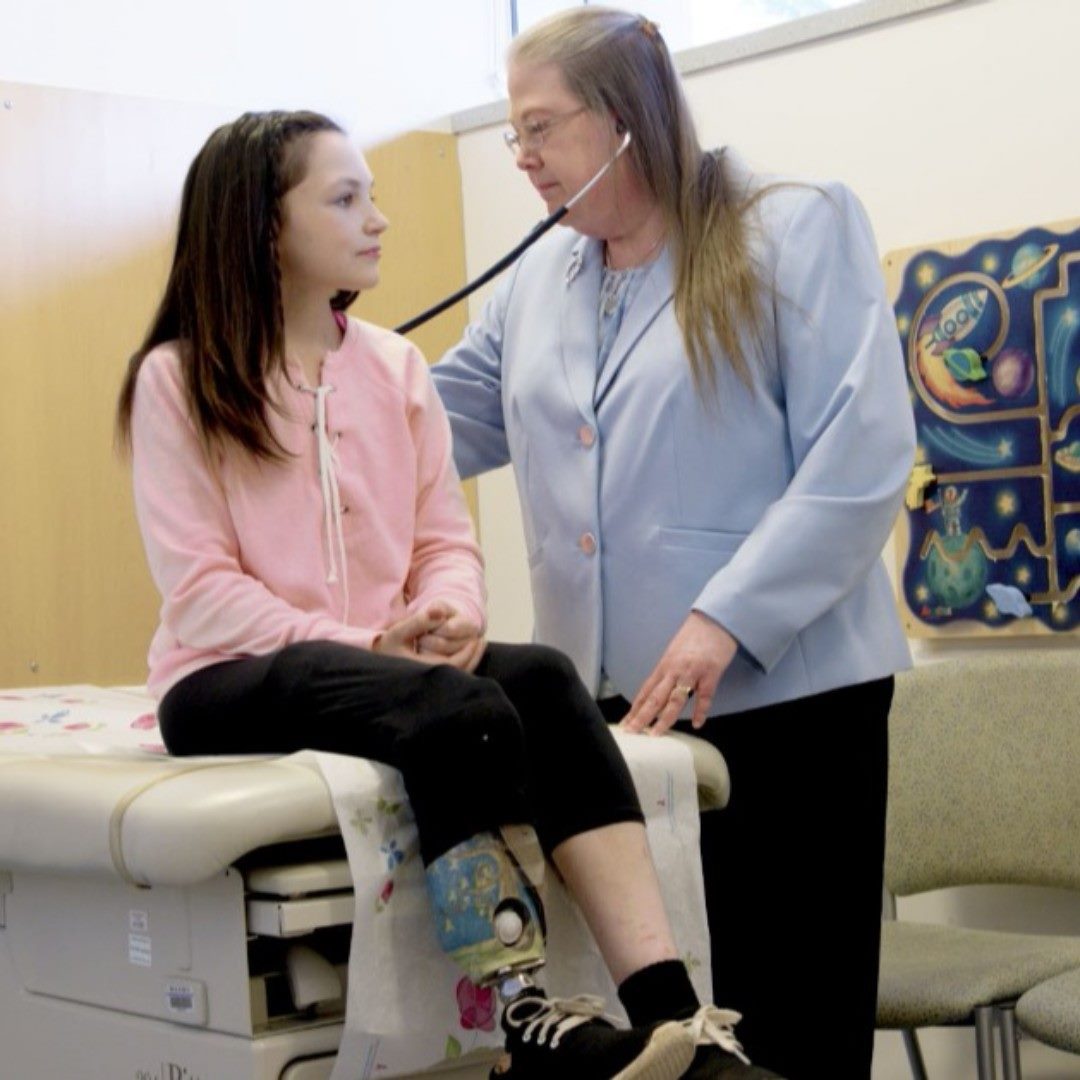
[680,1007,784,1079]
[491,989,696,1079]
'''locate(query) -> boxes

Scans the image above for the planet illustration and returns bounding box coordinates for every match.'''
[925,534,989,609]
[1055,441,1080,473]
[943,347,987,383]
[991,347,1034,398]
[915,288,994,408]
[985,583,1032,619]
[1065,528,1080,555]
[1002,242,1059,290]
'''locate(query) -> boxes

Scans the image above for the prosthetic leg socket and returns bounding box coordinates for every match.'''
[425,829,546,988]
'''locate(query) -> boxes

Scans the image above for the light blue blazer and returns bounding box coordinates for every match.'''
[432,159,915,715]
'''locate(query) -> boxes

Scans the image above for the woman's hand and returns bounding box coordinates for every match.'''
[620,611,737,735]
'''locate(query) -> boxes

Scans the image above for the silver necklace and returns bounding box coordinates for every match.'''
[600,267,635,318]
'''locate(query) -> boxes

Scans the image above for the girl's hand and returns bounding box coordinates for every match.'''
[416,607,486,673]
[372,604,453,661]
[434,633,487,674]
[620,611,737,736]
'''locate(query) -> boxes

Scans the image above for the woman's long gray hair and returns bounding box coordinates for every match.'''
[511,7,766,393]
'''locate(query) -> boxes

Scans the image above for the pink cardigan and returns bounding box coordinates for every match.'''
[131,317,486,699]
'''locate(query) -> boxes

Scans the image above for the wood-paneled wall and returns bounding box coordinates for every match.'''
[0,84,470,687]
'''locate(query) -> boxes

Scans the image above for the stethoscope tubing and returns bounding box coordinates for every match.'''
[393,131,632,336]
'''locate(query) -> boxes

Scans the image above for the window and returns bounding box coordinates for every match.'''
[510,0,865,54]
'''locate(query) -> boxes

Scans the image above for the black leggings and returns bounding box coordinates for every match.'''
[159,641,643,865]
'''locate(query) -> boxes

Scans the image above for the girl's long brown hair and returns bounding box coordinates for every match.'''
[511,8,771,395]
[116,110,353,461]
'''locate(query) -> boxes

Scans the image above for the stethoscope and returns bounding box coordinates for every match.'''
[393,130,633,335]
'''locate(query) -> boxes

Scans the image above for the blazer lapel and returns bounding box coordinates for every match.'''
[558,237,603,422]
[594,248,674,410]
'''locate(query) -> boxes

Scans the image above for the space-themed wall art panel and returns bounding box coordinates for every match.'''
[884,218,1080,638]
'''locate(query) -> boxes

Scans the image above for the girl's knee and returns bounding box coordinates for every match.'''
[509,645,584,701]
[401,671,524,771]
[524,643,578,678]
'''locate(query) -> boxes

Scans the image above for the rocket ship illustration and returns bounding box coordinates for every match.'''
[915,288,994,408]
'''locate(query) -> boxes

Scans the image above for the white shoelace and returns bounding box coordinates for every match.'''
[687,1005,751,1064]
[505,993,611,1049]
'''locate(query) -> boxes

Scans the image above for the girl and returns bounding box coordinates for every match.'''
[116,111,778,1080]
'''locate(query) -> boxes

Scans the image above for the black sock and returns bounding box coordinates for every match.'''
[618,959,700,1028]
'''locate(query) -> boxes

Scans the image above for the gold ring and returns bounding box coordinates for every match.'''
[672,683,693,698]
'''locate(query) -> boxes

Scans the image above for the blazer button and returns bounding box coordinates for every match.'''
[578,424,596,448]
[579,532,597,555]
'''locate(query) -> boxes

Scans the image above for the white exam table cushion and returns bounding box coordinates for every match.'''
[0,751,337,886]
[0,685,729,889]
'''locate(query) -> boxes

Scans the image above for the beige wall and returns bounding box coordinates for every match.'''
[0,83,230,687]
[0,87,468,688]
[357,130,475,522]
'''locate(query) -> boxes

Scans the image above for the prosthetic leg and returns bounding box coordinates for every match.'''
[425,827,696,1079]
[425,826,546,995]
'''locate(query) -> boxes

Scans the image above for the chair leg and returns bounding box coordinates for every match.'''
[901,1029,930,1080]
[997,1005,1022,1080]
[975,1006,999,1080]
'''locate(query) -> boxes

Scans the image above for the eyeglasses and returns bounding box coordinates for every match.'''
[503,108,586,155]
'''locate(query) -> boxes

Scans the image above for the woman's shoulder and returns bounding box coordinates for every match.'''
[721,145,840,193]
[719,149,867,258]
[484,222,589,293]
[528,225,590,273]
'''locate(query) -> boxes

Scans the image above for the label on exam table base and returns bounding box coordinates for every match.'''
[129,932,153,967]
[164,977,208,1026]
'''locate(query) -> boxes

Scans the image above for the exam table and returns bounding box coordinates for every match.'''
[0,688,728,1080]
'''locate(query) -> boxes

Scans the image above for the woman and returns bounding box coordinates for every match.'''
[432,8,916,1077]
[117,109,779,1080]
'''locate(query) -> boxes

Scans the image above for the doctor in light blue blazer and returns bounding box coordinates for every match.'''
[430,9,916,1079]
[434,175,913,721]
